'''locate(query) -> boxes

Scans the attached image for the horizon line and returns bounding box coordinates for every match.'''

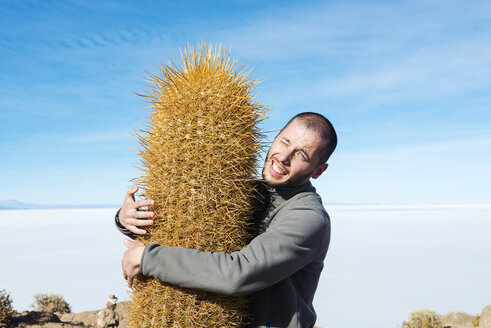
[1,202,490,210]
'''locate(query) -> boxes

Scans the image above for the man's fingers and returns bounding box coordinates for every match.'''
[126,216,154,227]
[128,225,149,235]
[123,208,153,220]
[123,270,128,281]
[134,199,155,209]
[122,258,128,281]
[123,239,133,248]
[133,240,145,247]
[133,210,155,219]
[127,218,154,226]
[128,275,134,288]
[123,208,137,220]
[125,187,139,202]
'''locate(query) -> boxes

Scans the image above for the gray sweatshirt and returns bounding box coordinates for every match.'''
[117,181,330,328]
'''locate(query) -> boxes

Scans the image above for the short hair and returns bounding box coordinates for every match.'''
[283,112,337,164]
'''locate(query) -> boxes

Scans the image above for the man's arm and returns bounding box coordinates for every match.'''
[138,201,330,296]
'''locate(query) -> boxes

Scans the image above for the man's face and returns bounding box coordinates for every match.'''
[262,119,328,188]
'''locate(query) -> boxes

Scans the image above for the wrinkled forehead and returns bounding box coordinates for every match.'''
[280,120,326,154]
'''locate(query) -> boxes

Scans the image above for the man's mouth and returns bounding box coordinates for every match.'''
[271,160,287,177]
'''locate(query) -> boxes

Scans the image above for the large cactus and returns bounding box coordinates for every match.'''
[129,44,267,328]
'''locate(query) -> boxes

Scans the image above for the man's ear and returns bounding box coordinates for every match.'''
[312,163,328,179]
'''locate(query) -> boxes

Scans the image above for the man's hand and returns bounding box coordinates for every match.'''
[120,187,155,235]
[122,239,146,288]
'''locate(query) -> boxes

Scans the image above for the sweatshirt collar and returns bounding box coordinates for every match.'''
[267,180,315,200]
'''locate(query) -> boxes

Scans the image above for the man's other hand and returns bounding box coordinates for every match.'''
[122,239,145,288]
[120,187,155,235]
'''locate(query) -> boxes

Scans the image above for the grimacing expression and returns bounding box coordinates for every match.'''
[262,119,328,188]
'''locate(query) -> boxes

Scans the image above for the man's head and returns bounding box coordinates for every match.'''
[262,112,337,188]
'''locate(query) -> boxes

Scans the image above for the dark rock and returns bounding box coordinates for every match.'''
[10,311,60,326]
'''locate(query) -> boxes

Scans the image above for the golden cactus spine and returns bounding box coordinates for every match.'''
[129,44,267,328]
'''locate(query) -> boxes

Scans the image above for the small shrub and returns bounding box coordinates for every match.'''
[0,289,14,324]
[402,310,443,328]
[472,314,480,327]
[31,294,71,314]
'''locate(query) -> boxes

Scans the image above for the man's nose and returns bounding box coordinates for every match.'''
[277,149,293,164]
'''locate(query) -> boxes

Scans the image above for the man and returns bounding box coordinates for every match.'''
[117,112,337,328]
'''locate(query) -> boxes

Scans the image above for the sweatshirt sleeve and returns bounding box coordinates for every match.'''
[140,199,330,296]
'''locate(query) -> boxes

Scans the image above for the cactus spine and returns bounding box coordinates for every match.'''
[129,44,267,328]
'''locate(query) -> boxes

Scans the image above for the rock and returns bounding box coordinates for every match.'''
[441,311,474,328]
[57,301,129,328]
[106,295,118,311]
[96,309,119,328]
[21,324,81,328]
[5,296,130,328]
[56,301,129,328]
[114,302,129,328]
[8,310,85,327]
[479,305,491,328]
[58,310,98,327]
[10,311,61,326]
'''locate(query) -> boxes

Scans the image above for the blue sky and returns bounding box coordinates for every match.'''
[1,0,490,205]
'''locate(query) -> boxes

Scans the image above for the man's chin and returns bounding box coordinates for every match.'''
[263,173,290,188]
[262,171,311,189]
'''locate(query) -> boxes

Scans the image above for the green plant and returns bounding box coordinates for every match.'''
[402,310,442,328]
[472,314,480,327]
[31,294,71,313]
[0,289,14,325]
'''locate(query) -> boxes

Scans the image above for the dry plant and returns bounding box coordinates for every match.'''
[31,293,71,314]
[129,43,268,327]
[402,310,443,328]
[472,314,480,327]
[0,289,14,325]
